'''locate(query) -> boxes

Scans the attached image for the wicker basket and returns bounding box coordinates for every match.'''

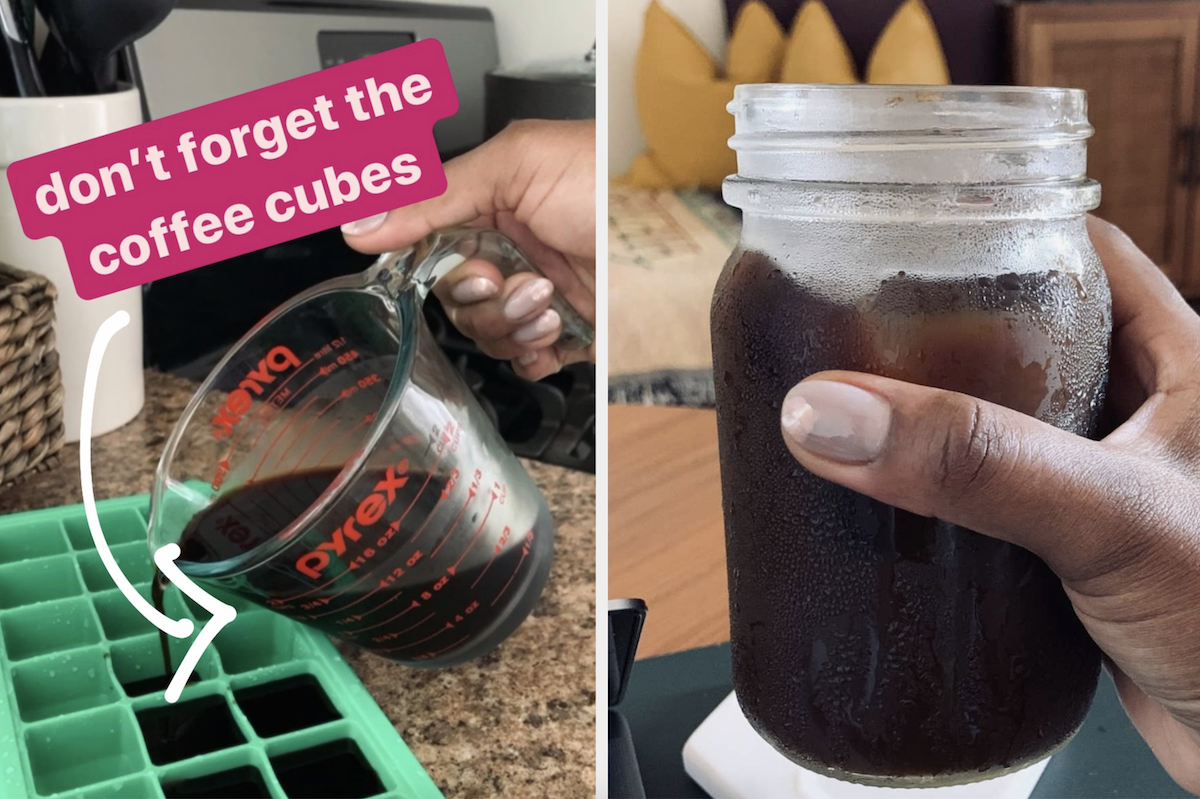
[0,263,64,490]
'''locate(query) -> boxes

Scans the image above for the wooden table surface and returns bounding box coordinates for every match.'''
[608,404,730,659]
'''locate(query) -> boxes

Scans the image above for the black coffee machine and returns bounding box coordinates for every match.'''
[133,0,596,472]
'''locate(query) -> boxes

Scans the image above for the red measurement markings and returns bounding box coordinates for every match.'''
[384,599,480,655]
[382,433,421,457]
[400,471,455,548]
[248,393,324,481]
[266,564,354,609]
[238,348,360,475]
[266,396,366,516]
[301,485,444,618]
[274,535,386,605]
[304,466,446,615]
[270,387,358,471]
[395,447,443,532]
[223,355,315,450]
[471,524,514,589]
[304,518,404,618]
[456,480,505,577]
[336,547,429,628]
[314,581,386,618]
[384,620,453,651]
[291,414,354,472]
[410,634,470,661]
[359,611,434,643]
[346,597,420,632]
[210,355,317,491]
[448,493,494,574]
[430,469,481,558]
[268,417,458,608]
[310,413,372,466]
[306,450,450,616]
[428,497,469,559]
[491,530,534,607]
[351,561,461,637]
[242,367,326,458]
[208,472,333,567]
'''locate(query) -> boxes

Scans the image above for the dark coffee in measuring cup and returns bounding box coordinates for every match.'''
[149,229,584,667]
[177,466,552,663]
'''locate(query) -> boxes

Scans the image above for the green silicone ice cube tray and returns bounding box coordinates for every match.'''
[0,494,443,799]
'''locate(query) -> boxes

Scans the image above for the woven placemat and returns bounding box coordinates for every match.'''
[608,369,716,409]
[0,263,64,491]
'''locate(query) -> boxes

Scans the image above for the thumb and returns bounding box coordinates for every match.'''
[779,371,1149,583]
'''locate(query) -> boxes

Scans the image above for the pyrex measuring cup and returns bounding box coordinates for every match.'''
[147,227,593,666]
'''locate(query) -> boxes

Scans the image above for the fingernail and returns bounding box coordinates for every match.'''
[781,380,891,464]
[517,351,540,366]
[512,309,560,343]
[504,278,554,321]
[450,277,499,303]
[341,212,388,236]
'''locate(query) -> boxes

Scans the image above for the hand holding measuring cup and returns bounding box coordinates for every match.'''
[150,225,592,667]
[342,119,597,381]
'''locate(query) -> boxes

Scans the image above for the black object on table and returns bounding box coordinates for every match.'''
[621,643,1192,799]
[611,600,649,799]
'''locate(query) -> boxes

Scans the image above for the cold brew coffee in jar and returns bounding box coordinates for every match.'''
[711,86,1110,786]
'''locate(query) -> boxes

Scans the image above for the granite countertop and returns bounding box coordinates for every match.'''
[0,370,597,799]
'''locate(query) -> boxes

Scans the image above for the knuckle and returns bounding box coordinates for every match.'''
[445,308,479,340]
[931,396,1011,496]
[479,340,520,360]
[496,119,543,150]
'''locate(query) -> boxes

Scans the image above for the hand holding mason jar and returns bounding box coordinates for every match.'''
[712,85,1200,792]
[777,216,1200,794]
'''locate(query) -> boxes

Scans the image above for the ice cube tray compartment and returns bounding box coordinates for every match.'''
[0,494,442,799]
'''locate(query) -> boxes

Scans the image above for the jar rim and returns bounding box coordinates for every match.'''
[728,84,1092,142]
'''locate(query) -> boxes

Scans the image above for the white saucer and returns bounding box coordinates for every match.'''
[683,693,1049,799]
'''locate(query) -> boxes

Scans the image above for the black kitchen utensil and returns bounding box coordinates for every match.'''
[0,0,43,96]
[35,0,175,94]
[37,29,77,96]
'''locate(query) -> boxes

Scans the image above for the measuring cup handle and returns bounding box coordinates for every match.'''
[412,227,594,351]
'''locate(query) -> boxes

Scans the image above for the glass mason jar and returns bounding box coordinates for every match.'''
[711,86,1110,787]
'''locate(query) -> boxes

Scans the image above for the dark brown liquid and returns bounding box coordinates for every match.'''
[143,571,196,744]
[177,467,551,663]
[711,251,1108,781]
[136,695,246,765]
[152,571,172,676]
[233,674,341,737]
[269,739,384,799]
[161,766,271,799]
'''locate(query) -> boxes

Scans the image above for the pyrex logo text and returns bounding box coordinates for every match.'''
[211,345,301,438]
[296,458,411,579]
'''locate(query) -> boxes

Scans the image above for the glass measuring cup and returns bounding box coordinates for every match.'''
[148,227,593,666]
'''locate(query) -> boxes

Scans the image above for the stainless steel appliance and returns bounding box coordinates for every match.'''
[135,0,497,153]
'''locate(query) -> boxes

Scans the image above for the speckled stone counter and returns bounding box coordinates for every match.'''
[0,370,597,799]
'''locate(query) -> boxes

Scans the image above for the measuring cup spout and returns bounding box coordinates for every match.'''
[367,227,594,350]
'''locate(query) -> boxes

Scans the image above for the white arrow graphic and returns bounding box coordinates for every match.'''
[81,310,236,703]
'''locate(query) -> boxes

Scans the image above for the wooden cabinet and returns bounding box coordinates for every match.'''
[1013,1,1200,297]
